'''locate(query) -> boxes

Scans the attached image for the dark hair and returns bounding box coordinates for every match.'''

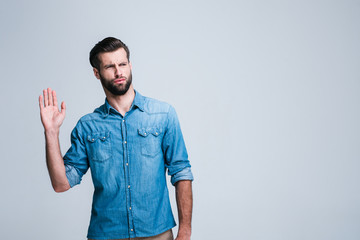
[89,37,130,70]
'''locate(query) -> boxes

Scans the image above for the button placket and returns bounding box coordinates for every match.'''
[121,116,136,236]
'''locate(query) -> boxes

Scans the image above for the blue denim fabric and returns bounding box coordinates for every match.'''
[63,91,193,239]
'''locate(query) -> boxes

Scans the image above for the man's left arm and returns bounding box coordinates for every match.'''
[175,180,193,240]
[162,105,194,239]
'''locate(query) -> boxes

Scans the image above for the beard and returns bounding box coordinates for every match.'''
[99,71,132,96]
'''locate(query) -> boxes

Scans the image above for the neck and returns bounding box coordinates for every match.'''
[105,85,135,116]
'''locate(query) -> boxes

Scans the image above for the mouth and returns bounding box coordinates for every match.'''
[114,78,126,84]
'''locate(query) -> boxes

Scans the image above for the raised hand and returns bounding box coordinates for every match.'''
[39,88,66,132]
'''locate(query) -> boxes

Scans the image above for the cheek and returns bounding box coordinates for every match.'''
[125,68,132,76]
[102,70,115,78]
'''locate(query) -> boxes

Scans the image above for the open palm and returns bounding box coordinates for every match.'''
[39,88,66,131]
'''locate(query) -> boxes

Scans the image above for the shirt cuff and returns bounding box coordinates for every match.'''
[65,165,82,188]
[170,167,194,186]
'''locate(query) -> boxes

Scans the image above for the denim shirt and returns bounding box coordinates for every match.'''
[63,91,193,239]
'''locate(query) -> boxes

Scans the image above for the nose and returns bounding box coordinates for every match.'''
[114,65,122,77]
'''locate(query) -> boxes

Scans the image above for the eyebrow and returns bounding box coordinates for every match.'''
[104,64,115,68]
[104,62,128,68]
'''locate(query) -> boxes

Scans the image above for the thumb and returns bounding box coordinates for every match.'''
[60,101,66,116]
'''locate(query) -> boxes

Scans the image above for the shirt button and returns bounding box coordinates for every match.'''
[129,207,132,210]
[128,185,130,188]
[126,163,129,166]
[124,141,127,144]
[131,229,133,231]
[123,119,125,122]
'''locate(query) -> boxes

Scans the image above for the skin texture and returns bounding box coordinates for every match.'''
[39,88,70,192]
[39,47,193,240]
[93,48,135,116]
[175,180,193,240]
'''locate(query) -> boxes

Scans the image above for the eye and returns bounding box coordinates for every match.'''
[104,65,115,69]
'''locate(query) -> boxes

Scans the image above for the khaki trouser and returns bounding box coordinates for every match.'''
[89,229,173,240]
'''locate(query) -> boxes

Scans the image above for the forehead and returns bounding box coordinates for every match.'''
[98,48,128,66]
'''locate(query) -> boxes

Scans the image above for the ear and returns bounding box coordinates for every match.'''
[93,68,100,80]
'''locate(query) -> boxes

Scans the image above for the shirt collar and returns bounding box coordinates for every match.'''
[132,90,145,112]
[102,90,145,117]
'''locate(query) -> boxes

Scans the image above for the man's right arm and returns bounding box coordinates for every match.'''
[39,88,70,193]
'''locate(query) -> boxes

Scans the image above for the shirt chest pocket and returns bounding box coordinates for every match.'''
[138,128,162,157]
[86,131,112,162]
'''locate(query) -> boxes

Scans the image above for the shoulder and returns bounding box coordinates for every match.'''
[77,103,107,123]
[141,95,173,114]
[70,104,107,136]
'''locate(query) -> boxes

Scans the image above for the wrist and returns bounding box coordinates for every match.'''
[44,128,60,137]
[177,227,191,238]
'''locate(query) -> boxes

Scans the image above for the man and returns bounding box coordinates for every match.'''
[39,37,193,240]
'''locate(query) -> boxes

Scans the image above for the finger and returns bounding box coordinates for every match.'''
[39,95,44,110]
[48,88,53,106]
[53,90,58,108]
[43,89,49,106]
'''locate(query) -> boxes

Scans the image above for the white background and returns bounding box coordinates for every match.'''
[1,0,359,239]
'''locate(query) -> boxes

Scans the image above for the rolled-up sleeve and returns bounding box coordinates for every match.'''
[170,167,193,185]
[162,105,194,185]
[63,121,89,187]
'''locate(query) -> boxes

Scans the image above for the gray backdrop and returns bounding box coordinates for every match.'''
[1,0,359,239]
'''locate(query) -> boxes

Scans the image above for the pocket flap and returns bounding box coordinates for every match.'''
[87,131,110,142]
[138,128,161,137]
